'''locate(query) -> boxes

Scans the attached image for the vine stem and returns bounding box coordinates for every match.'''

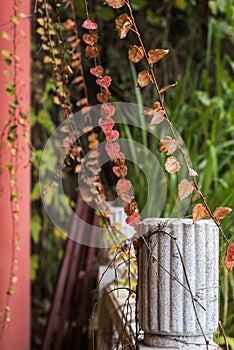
[84,0,90,20]
[125,0,230,245]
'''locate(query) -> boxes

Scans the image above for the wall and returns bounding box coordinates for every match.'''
[0,0,30,349]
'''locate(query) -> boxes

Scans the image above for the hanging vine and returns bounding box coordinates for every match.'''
[0,0,30,339]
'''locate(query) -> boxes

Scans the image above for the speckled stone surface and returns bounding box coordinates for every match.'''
[138,218,219,349]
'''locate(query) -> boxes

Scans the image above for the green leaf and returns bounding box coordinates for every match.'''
[7,125,17,144]
[31,182,41,201]
[4,58,12,66]
[208,1,217,16]
[98,7,115,22]
[196,91,211,106]
[6,83,16,96]
[31,214,41,244]
[130,0,146,10]
[8,100,18,109]
[2,49,11,57]
[174,0,186,10]
[30,254,39,281]
[146,9,160,26]
[4,70,12,78]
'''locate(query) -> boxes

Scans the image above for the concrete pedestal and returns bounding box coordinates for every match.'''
[138,218,219,349]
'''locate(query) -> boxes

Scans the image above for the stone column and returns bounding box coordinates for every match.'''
[138,218,219,349]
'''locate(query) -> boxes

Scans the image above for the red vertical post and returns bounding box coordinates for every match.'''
[0,0,30,349]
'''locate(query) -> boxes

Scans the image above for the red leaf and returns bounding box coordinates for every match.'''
[106,130,119,140]
[105,142,120,158]
[90,65,104,77]
[213,207,232,220]
[82,19,98,30]
[120,192,133,203]
[96,76,112,89]
[63,19,76,31]
[224,244,234,272]
[126,212,140,227]
[100,103,115,119]
[116,179,131,194]
[99,117,115,133]
[192,203,208,223]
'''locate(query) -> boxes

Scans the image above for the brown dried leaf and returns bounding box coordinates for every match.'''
[96,89,111,103]
[192,203,208,223]
[143,102,162,116]
[159,82,177,93]
[83,33,99,45]
[76,98,88,107]
[165,156,181,174]
[148,49,169,64]
[72,76,83,85]
[115,14,132,39]
[159,136,180,155]
[189,167,198,177]
[124,199,138,216]
[137,70,152,88]
[113,152,125,166]
[85,45,98,59]
[213,207,232,220]
[149,111,165,124]
[113,165,128,178]
[144,102,165,126]
[128,45,144,63]
[67,35,77,43]
[105,0,125,8]
[178,179,194,200]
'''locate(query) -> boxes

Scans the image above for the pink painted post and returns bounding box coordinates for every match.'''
[0,0,30,349]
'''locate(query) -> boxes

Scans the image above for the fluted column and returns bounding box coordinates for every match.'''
[138,218,219,349]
